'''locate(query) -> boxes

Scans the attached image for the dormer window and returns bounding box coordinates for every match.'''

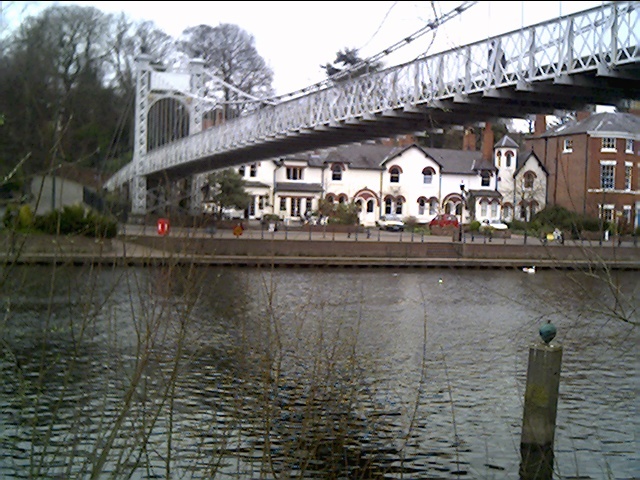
[481,172,490,187]
[389,166,401,183]
[331,164,342,181]
[238,166,245,176]
[250,163,257,177]
[422,167,435,184]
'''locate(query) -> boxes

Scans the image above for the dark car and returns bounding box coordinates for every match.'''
[429,214,459,228]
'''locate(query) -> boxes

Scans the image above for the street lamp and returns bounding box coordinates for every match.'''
[459,184,466,242]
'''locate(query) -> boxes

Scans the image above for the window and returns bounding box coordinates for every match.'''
[495,151,501,167]
[481,173,490,187]
[600,161,615,190]
[306,197,312,212]
[563,139,573,153]
[325,194,335,203]
[385,198,392,214]
[505,151,513,167]
[291,198,301,216]
[480,200,488,217]
[332,165,342,181]
[338,195,348,204]
[250,163,257,177]
[623,205,632,224]
[524,172,535,189]
[600,204,615,223]
[626,139,634,153]
[601,137,616,151]
[286,167,303,180]
[395,199,403,215]
[422,167,434,184]
[259,196,265,209]
[418,198,426,215]
[389,167,400,183]
[279,197,286,211]
[625,162,632,190]
[503,205,512,219]
[490,202,498,217]
[238,166,245,176]
[429,199,438,215]
[366,200,374,213]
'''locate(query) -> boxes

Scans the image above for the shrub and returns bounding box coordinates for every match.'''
[469,220,481,231]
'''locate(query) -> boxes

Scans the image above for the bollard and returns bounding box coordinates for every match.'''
[519,321,562,480]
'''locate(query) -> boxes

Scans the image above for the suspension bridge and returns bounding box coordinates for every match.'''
[104,1,640,214]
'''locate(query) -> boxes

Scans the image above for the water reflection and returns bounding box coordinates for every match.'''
[0,265,637,479]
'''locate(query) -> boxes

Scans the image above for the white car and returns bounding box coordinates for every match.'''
[480,219,509,230]
[376,214,405,232]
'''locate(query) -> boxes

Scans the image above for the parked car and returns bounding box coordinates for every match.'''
[376,214,405,231]
[480,219,508,230]
[429,214,459,228]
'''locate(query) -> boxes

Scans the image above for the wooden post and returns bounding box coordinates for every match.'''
[519,342,563,480]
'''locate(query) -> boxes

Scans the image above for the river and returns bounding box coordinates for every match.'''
[0,264,637,479]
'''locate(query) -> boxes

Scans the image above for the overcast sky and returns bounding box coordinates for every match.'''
[5,1,606,96]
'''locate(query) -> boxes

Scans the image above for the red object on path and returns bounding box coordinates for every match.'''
[157,218,170,236]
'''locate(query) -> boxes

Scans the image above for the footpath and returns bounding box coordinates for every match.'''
[2,225,639,271]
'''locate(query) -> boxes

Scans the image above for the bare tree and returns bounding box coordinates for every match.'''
[177,23,274,120]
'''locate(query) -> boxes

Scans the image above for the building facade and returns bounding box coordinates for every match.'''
[215,128,548,228]
[525,111,640,232]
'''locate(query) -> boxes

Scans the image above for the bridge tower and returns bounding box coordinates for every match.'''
[130,55,207,216]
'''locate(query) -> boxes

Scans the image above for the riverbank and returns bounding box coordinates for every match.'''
[2,226,639,270]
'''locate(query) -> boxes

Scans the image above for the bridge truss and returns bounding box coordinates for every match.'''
[105,1,640,215]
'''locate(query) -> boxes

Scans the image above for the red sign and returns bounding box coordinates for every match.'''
[157,218,170,236]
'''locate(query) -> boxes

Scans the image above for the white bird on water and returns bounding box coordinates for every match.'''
[522,266,536,274]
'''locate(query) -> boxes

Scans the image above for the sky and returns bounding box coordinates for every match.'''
[4,1,607,96]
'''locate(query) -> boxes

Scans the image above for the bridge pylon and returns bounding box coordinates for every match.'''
[129,54,209,216]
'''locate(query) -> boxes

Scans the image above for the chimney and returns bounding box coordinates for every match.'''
[534,115,546,135]
[463,127,476,151]
[482,123,494,161]
[576,110,591,122]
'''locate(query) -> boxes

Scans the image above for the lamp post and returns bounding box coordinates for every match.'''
[459,184,466,242]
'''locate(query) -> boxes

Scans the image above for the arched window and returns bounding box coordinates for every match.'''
[389,166,400,183]
[385,198,392,214]
[332,164,342,181]
[367,199,374,213]
[429,199,438,215]
[524,171,535,189]
[395,198,403,215]
[422,167,434,184]
[325,194,335,203]
[496,151,502,167]
[338,194,348,204]
[418,198,426,215]
[505,151,513,167]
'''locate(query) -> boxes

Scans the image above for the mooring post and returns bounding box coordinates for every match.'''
[519,321,562,480]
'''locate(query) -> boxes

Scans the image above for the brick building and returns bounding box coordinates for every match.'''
[525,111,640,232]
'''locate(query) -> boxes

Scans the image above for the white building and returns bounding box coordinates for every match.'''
[217,132,547,227]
